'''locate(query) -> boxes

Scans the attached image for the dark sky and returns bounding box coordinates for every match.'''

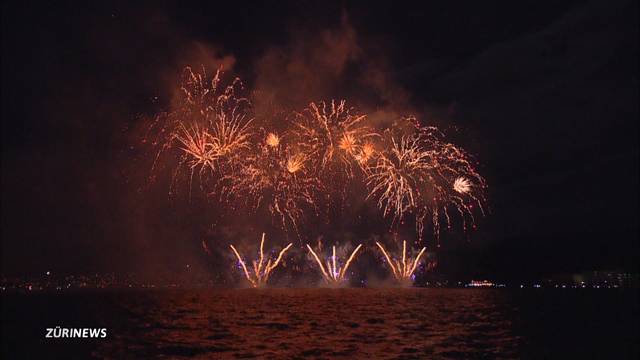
[1,0,637,280]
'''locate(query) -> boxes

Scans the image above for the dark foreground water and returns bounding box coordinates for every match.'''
[2,288,638,359]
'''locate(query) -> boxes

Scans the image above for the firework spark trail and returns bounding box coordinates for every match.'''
[375,240,427,281]
[230,233,293,287]
[306,243,363,283]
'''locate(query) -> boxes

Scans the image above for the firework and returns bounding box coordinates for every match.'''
[354,141,377,167]
[147,67,487,269]
[375,240,427,282]
[229,233,293,287]
[453,176,472,194]
[292,100,379,177]
[265,132,280,148]
[220,132,322,232]
[366,123,486,241]
[306,243,363,284]
[147,66,253,196]
[366,134,427,222]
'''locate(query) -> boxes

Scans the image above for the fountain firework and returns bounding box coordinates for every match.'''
[229,233,293,287]
[306,243,363,284]
[375,240,427,282]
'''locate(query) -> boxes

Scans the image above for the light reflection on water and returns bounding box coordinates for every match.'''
[3,288,637,359]
[99,288,521,358]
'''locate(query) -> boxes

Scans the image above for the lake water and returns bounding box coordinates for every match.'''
[2,288,637,359]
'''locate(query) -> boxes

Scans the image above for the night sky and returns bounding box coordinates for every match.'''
[2,0,637,281]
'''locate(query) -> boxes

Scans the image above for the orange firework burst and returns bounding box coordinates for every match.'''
[306,243,363,284]
[265,132,280,148]
[453,176,472,194]
[221,132,322,232]
[173,123,218,174]
[375,240,427,282]
[354,141,377,167]
[147,66,253,195]
[292,100,379,177]
[366,122,486,241]
[366,134,427,221]
[229,233,293,287]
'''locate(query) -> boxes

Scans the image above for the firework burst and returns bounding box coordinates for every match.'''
[354,141,377,168]
[292,100,379,177]
[220,132,322,233]
[229,233,293,287]
[265,132,280,148]
[366,134,428,222]
[306,243,363,284]
[453,176,472,194]
[146,66,253,196]
[366,122,486,241]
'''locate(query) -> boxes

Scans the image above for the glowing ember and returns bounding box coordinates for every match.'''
[375,240,427,282]
[306,243,363,284]
[230,233,293,287]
